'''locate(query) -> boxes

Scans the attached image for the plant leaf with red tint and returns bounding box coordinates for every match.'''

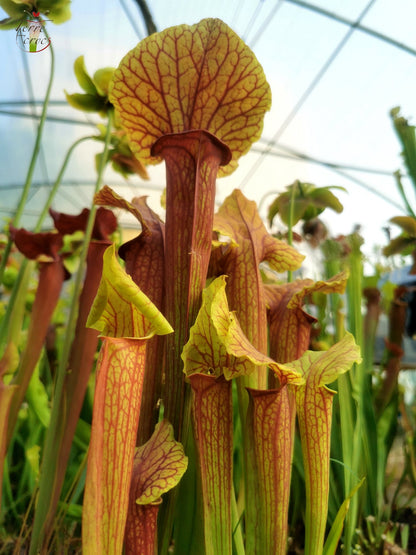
[82,246,172,555]
[7,259,67,444]
[155,130,229,441]
[182,276,303,384]
[109,18,271,176]
[264,272,348,363]
[188,374,233,555]
[246,386,296,555]
[49,206,117,241]
[125,420,187,554]
[212,190,303,548]
[11,227,62,261]
[95,186,165,303]
[0,343,18,509]
[83,337,147,555]
[212,189,304,385]
[32,241,110,548]
[95,186,166,443]
[282,333,361,555]
[182,278,301,553]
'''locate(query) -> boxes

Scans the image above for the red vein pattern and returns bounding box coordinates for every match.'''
[286,334,361,554]
[125,420,187,554]
[247,387,296,555]
[213,189,304,389]
[190,375,233,555]
[264,272,348,364]
[83,337,147,554]
[153,130,230,438]
[95,186,166,444]
[109,18,271,177]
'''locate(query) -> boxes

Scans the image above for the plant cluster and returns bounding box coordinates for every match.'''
[1,5,416,555]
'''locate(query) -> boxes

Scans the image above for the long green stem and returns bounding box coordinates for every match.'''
[287,181,297,283]
[341,236,364,551]
[29,112,113,555]
[34,135,94,232]
[0,35,55,283]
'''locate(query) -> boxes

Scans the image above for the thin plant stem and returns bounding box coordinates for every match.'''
[0,32,55,283]
[341,239,365,551]
[286,181,297,282]
[34,135,95,232]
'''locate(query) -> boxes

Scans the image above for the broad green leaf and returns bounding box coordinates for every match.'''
[25,360,50,428]
[383,235,416,256]
[0,0,25,19]
[109,18,271,176]
[0,0,71,27]
[310,187,344,212]
[87,244,173,339]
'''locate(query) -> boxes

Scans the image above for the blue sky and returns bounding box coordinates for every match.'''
[1,0,416,266]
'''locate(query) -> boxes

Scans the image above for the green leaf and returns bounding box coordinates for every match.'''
[382,235,416,257]
[87,244,173,339]
[322,478,365,555]
[25,361,50,428]
[391,107,416,194]
[93,67,115,97]
[268,181,344,226]
[65,92,106,113]
[310,187,344,213]
[0,0,71,26]
[284,333,361,555]
[389,215,416,235]
[0,0,26,19]
[73,56,98,95]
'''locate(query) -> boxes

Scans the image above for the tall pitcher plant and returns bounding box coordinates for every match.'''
[19,17,361,554]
